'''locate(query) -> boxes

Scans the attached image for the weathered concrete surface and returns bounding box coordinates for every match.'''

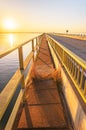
[13,36,71,130]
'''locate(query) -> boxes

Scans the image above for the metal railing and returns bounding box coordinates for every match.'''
[0,34,43,130]
[46,35,86,103]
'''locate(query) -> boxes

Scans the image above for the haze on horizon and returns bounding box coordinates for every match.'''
[0,0,86,34]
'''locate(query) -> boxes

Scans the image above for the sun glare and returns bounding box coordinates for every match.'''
[3,19,16,30]
[9,34,14,46]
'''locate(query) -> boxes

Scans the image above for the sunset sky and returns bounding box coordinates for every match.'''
[0,0,86,33]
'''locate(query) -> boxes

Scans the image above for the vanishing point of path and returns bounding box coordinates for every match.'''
[13,35,72,130]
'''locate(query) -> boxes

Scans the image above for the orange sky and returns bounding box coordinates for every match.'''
[0,0,86,33]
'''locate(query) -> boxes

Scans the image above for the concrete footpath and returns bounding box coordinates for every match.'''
[13,35,71,130]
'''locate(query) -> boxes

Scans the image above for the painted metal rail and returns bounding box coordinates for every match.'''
[0,34,43,130]
[46,34,86,103]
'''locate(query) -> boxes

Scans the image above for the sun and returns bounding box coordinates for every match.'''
[3,18,17,30]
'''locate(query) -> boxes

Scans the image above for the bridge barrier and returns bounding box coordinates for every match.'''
[46,35,86,103]
[0,34,43,130]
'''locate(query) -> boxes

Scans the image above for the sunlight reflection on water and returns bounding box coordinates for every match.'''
[0,33,40,92]
[9,34,14,47]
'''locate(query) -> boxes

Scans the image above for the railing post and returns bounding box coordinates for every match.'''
[84,80,86,95]
[36,37,39,52]
[74,64,77,80]
[77,65,80,84]
[39,35,42,45]
[72,61,75,76]
[18,46,25,102]
[18,46,24,70]
[79,68,84,88]
[62,50,65,63]
[35,37,40,59]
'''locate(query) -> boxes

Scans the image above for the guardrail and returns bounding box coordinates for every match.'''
[46,35,86,103]
[0,34,43,130]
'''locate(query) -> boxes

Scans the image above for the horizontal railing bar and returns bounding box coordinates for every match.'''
[0,69,22,120]
[0,40,31,58]
[47,35,86,69]
[0,35,41,59]
[5,90,23,130]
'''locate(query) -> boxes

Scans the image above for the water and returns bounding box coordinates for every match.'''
[0,33,40,92]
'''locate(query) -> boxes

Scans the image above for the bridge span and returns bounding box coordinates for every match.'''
[0,33,86,130]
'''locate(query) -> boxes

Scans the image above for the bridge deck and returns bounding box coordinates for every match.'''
[13,36,71,130]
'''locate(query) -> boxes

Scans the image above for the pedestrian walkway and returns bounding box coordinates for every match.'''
[13,35,71,130]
